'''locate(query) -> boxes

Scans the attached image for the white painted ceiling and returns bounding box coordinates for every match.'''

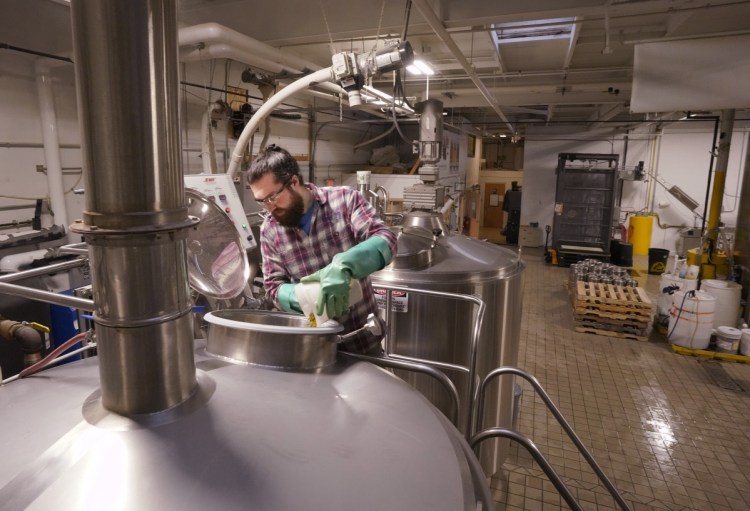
[3,0,750,136]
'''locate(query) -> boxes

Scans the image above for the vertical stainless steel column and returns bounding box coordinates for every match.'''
[70,0,198,415]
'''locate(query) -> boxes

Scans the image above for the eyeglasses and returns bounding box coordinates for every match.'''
[255,178,291,207]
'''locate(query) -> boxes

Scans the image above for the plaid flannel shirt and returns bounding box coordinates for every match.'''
[260,183,397,353]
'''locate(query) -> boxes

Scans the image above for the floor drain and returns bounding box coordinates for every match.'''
[699,360,744,392]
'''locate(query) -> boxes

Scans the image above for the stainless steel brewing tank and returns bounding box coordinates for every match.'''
[0,338,493,510]
[372,213,525,476]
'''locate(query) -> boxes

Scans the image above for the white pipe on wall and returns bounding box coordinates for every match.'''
[35,61,68,231]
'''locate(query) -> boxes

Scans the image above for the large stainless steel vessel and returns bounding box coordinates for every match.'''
[0,334,493,510]
[372,211,525,476]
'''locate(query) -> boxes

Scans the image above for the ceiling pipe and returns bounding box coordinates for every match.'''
[588,103,625,130]
[410,0,515,133]
[179,23,316,74]
[178,23,345,97]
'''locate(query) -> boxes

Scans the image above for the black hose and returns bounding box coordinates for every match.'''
[667,290,695,340]
[401,1,412,41]
[0,42,73,63]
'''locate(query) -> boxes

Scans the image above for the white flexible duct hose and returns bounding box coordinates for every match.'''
[226,67,335,179]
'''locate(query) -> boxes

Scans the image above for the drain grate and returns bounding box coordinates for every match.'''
[699,360,744,392]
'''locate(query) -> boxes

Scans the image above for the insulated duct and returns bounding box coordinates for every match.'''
[70,0,197,415]
[178,23,344,97]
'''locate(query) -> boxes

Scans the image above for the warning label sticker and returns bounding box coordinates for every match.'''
[373,288,408,313]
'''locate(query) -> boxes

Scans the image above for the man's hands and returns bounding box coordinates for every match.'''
[300,262,352,318]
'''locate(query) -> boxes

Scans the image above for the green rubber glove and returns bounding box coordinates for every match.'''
[278,283,302,313]
[300,264,350,319]
[300,236,392,318]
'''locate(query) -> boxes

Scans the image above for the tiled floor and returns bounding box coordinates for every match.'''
[491,248,750,511]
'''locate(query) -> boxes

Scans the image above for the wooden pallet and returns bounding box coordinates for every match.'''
[575,326,648,342]
[575,316,649,332]
[574,309,652,323]
[570,281,653,342]
[572,281,652,312]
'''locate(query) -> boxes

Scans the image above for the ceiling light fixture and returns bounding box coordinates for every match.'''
[406,59,434,76]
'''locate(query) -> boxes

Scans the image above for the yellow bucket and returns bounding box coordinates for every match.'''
[628,215,653,255]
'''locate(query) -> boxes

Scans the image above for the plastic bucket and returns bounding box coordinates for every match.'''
[648,248,670,275]
[740,329,750,356]
[667,290,715,350]
[610,240,633,267]
[628,215,653,255]
[655,275,698,333]
[715,326,741,354]
[700,279,742,329]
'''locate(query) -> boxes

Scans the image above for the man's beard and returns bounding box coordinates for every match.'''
[272,188,305,227]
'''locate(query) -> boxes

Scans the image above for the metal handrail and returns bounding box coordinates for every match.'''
[375,283,486,436]
[341,351,460,428]
[385,353,469,375]
[0,256,88,283]
[470,428,582,511]
[474,366,632,511]
[0,256,94,309]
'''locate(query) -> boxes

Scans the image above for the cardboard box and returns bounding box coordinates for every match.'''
[519,225,544,247]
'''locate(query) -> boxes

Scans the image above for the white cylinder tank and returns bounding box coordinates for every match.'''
[700,279,742,329]
[668,290,716,350]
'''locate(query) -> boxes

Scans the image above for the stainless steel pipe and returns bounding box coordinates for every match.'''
[70,0,197,415]
[0,281,94,310]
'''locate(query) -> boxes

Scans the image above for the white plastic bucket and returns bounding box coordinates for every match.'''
[700,279,742,329]
[740,329,750,356]
[667,290,715,350]
[715,326,741,354]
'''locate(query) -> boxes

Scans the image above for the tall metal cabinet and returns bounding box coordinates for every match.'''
[552,153,619,266]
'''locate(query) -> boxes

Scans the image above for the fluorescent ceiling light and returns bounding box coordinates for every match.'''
[492,17,575,44]
[406,60,434,76]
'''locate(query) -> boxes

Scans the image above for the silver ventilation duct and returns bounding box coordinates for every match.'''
[69,0,198,415]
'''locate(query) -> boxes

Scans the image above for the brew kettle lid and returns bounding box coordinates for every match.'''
[185,188,250,299]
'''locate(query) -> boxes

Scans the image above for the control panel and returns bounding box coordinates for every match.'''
[184,173,257,251]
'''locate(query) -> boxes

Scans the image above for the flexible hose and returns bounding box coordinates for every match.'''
[226,67,334,179]
[353,124,396,151]
[667,290,695,340]
[16,331,90,379]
